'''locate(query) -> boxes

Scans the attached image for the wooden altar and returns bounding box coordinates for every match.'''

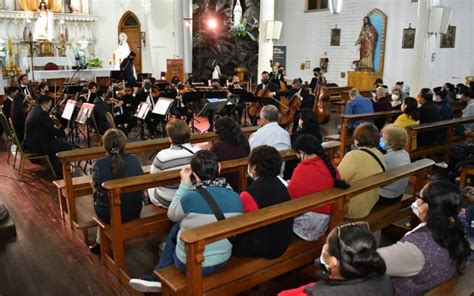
[347,71,381,91]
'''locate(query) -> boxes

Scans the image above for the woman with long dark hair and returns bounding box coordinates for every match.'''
[378,181,471,295]
[394,96,419,150]
[291,108,322,144]
[279,223,393,295]
[90,128,143,253]
[289,134,349,241]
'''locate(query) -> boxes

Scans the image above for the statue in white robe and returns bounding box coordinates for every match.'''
[33,1,54,41]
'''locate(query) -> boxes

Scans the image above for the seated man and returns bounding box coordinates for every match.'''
[23,96,72,174]
[92,85,113,135]
[249,104,291,152]
[417,88,443,147]
[129,150,243,293]
[344,88,374,132]
[148,119,200,207]
[454,87,474,136]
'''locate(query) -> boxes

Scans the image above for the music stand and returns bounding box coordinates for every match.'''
[134,102,151,140]
[152,97,174,116]
[61,99,77,121]
[230,89,254,126]
[75,103,94,147]
[197,98,228,118]
[182,91,206,133]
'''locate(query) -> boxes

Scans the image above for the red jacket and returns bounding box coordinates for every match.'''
[288,157,339,215]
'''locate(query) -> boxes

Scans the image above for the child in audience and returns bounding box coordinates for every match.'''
[378,181,471,295]
[378,124,411,205]
[289,134,349,241]
[148,119,200,208]
[129,150,243,293]
[232,145,293,258]
[90,128,144,254]
[338,123,386,218]
[279,223,393,296]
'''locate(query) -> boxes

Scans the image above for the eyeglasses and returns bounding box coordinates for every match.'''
[415,193,425,201]
[336,222,370,258]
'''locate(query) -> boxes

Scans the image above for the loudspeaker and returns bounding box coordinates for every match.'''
[265,20,283,40]
[428,7,452,34]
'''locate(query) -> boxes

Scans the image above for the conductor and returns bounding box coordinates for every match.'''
[120,52,137,84]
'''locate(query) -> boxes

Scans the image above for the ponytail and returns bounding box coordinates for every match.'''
[294,134,350,189]
[110,148,126,178]
[103,128,128,178]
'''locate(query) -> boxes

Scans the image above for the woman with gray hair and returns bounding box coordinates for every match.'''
[378,124,411,205]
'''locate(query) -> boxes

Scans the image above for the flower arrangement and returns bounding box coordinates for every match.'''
[230,21,248,38]
[87,56,103,69]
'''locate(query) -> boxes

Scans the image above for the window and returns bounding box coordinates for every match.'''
[306,0,329,11]
[124,16,139,27]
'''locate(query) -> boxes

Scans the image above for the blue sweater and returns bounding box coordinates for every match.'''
[167,181,243,267]
[344,95,374,129]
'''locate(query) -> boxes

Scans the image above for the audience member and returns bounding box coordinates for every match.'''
[433,87,453,120]
[148,119,200,208]
[289,134,349,241]
[279,223,393,296]
[418,88,443,146]
[232,146,293,258]
[129,150,243,293]
[378,124,410,205]
[373,86,392,130]
[249,105,291,151]
[90,129,144,253]
[378,181,471,295]
[211,116,250,189]
[290,108,322,144]
[455,88,474,135]
[344,88,374,132]
[394,97,419,150]
[338,123,386,218]
[390,85,405,109]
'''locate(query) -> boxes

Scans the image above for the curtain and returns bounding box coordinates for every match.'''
[18,0,61,12]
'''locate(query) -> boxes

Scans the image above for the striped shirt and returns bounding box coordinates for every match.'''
[147,143,200,207]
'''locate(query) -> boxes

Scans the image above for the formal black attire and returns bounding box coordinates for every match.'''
[23,105,71,172]
[120,57,136,84]
[11,96,28,143]
[93,97,112,135]
[19,85,36,100]
[2,97,13,119]
[309,76,319,92]
[418,101,443,147]
[251,81,280,125]
[87,91,97,104]
[280,87,314,133]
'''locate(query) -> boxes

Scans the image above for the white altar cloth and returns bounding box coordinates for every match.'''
[30,69,111,81]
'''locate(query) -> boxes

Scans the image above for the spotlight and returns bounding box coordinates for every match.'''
[207,18,218,31]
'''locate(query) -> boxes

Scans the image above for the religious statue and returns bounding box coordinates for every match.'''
[57,33,66,56]
[68,0,81,13]
[233,0,243,24]
[33,1,54,41]
[355,16,378,71]
[18,0,61,12]
[110,32,131,71]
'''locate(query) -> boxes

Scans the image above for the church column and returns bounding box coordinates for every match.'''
[257,0,274,76]
[174,0,184,59]
[82,0,90,14]
[409,0,440,96]
[182,0,192,74]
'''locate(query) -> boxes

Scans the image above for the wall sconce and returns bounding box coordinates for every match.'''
[141,31,146,47]
[329,0,342,14]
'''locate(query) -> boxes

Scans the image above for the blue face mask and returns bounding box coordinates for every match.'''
[379,138,390,151]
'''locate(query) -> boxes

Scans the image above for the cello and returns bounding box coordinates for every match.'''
[313,73,330,124]
[279,90,302,128]
[248,82,271,118]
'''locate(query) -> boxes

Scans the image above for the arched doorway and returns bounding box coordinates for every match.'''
[118,11,142,74]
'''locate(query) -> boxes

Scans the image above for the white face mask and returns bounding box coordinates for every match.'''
[411,200,420,219]
[298,119,304,129]
[391,94,399,101]
[247,166,255,180]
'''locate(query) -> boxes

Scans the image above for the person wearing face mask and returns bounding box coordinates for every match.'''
[390,85,404,110]
[289,134,349,241]
[309,67,324,94]
[232,145,293,259]
[338,123,386,218]
[433,87,453,120]
[254,71,280,104]
[378,181,471,296]
[280,78,314,133]
[377,124,411,205]
[279,223,393,296]
[291,108,322,144]
[394,97,419,150]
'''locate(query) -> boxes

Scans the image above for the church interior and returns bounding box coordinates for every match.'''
[0,0,473,295]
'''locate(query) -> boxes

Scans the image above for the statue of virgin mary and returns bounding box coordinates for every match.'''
[33,1,54,41]
[112,32,131,70]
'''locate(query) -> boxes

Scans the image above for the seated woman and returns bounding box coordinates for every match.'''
[338,123,386,219]
[129,150,243,293]
[289,134,349,241]
[232,145,293,258]
[378,124,411,205]
[148,119,200,208]
[394,97,419,150]
[378,181,471,295]
[90,129,144,253]
[291,108,322,144]
[390,85,405,110]
[279,223,393,296]
[210,116,250,189]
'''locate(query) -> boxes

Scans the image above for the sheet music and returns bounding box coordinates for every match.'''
[152,98,174,115]
[135,102,151,119]
[61,100,77,120]
[76,103,94,124]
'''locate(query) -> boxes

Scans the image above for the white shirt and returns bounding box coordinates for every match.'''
[249,122,291,151]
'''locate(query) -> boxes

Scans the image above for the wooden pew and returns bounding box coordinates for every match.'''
[156,159,433,296]
[98,144,341,293]
[406,116,474,160]
[426,262,474,296]
[54,126,259,243]
[325,110,402,158]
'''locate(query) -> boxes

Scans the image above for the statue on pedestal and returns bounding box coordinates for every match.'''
[355,16,378,71]
[33,1,54,42]
[110,32,131,71]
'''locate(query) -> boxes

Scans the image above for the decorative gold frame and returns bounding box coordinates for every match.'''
[367,8,387,74]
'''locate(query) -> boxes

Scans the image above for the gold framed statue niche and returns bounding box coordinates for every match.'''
[348,8,387,91]
[39,40,54,57]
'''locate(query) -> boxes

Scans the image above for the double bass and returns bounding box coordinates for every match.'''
[313,74,330,124]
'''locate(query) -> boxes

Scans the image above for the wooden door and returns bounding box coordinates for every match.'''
[118,12,142,75]
[166,59,184,83]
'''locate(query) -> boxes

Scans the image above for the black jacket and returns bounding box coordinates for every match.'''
[93,97,111,135]
[120,57,136,84]
[23,105,66,154]
[418,101,444,147]
[2,98,12,119]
